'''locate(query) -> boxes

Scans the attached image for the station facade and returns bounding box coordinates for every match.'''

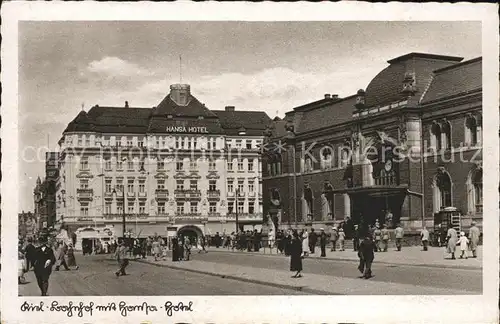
[262,53,483,233]
[55,84,270,239]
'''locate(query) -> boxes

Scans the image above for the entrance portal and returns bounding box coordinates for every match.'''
[177,225,203,245]
[350,192,405,228]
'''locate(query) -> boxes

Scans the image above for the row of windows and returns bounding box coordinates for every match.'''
[81,178,262,193]
[429,116,481,151]
[79,157,261,173]
[79,200,262,216]
[66,135,262,150]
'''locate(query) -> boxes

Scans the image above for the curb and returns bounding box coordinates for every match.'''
[204,249,482,270]
[131,258,335,295]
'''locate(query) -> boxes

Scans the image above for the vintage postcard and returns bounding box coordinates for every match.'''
[1,2,499,323]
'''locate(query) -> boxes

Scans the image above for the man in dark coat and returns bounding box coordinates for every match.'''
[308,228,317,254]
[32,235,56,296]
[214,232,221,248]
[319,228,328,257]
[24,237,36,271]
[358,233,375,279]
[172,236,180,261]
[289,231,303,278]
[253,229,261,252]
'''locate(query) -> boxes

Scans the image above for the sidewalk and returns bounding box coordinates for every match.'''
[133,256,475,295]
[204,245,483,269]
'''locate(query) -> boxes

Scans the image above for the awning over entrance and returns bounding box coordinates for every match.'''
[331,185,409,198]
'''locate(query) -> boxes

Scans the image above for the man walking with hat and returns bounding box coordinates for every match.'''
[32,235,56,296]
[319,228,328,257]
[115,240,130,277]
[468,221,481,258]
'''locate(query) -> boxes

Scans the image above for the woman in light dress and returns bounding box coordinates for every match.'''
[66,243,79,270]
[301,231,309,257]
[457,232,469,259]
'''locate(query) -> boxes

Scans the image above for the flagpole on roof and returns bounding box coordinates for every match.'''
[179,54,182,83]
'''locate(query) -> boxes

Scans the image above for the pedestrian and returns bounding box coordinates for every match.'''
[353,225,360,252]
[199,235,207,253]
[246,231,252,252]
[284,231,292,256]
[184,236,192,261]
[66,243,79,270]
[394,224,404,251]
[253,229,261,252]
[152,238,161,261]
[446,226,458,260]
[289,231,303,278]
[319,228,327,257]
[468,221,481,258]
[301,231,309,257]
[338,228,346,251]
[114,240,130,277]
[420,227,430,251]
[54,242,69,271]
[330,227,338,252]
[178,235,185,261]
[308,228,317,254]
[373,226,382,252]
[457,232,469,259]
[172,236,180,261]
[268,229,275,251]
[24,237,36,271]
[32,235,56,296]
[357,233,375,279]
[214,232,221,248]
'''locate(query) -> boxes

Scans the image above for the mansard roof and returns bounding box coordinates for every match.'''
[63,94,270,136]
[420,57,482,104]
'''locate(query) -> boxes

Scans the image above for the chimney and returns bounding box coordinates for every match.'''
[170,84,191,106]
[331,94,339,100]
[324,94,331,99]
[225,106,235,112]
[125,101,129,108]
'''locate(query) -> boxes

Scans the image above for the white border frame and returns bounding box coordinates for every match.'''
[2,2,499,323]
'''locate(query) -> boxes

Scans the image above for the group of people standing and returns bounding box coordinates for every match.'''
[211,230,264,252]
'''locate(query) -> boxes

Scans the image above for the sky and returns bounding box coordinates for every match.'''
[18,21,481,212]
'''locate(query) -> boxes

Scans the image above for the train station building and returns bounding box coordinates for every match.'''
[262,53,482,233]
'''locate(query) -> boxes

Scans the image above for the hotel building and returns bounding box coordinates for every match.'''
[55,84,270,239]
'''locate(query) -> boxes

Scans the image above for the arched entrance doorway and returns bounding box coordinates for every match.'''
[177,225,203,245]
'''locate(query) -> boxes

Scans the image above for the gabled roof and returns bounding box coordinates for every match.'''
[420,57,482,104]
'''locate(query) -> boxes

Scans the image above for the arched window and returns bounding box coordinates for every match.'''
[433,171,452,211]
[340,147,350,168]
[465,116,478,146]
[473,169,482,213]
[304,157,313,172]
[303,185,314,221]
[431,123,442,151]
[441,121,452,150]
[321,147,333,170]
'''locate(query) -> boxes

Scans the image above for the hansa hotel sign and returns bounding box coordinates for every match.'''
[166,126,209,133]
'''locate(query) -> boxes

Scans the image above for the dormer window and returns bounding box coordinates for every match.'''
[355,89,366,110]
[167,114,173,119]
[198,116,204,120]
[401,72,416,95]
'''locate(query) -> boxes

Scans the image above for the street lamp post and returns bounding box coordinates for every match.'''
[235,188,239,232]
[112,187,126,238]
